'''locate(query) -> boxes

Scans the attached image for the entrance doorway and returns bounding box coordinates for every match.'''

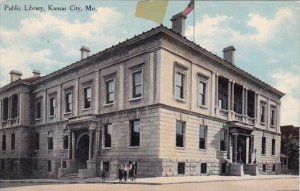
[76,134,89,168]
[237,135,246,164]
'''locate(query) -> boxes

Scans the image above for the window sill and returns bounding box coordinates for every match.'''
[175,98,186,103]
[199,105,208,109]
[129,97,143,102]
[260,122,266,126]
[128,146,140,149]
[103,103,115,107]
[220,150,227,153]
[199,148,207,152]
[35,118,42,121]
[176,147,185,150]
[49,115,55,119]
[270,125,275,128]
[102,147,111,150]
[64,112,72,115]
[82,108,91,111]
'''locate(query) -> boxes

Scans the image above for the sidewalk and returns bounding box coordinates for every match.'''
[0,175,298,185]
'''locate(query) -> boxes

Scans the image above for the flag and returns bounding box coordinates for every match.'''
[182,0,195,16]
[135,0,169,24]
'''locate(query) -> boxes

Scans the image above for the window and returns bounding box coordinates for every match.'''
[2,135,6,151]
[130,120,140,147]
[261,137,266,155]
[201,163,207,174]
[49,97,56,116]
[33,132,39,150]
[272,164,275,172]
[11,133,15,151]
[132,70,143,98]
[65,92,72,113]
[220,130,226,151]
[270,108,276,127]
[272,139,275,155]
[175,72,185,99]
[62,161,67,168]
[106,79,115,104]
[177,162,185,175]
[1,160,4,170]
[104,124,112,148]
[199,126,207,149]
[48,131,53,150]
[63,135,68,150]
[35,101,42,119]
[103,161,110,172]
[48,160,52,172]
[198,81,206,106]
[84,87,91,109]
[11,94,18,119]
[262,164,266,172]
[260,104,266,123]
[176,121,185,147]
[2,97,8,121]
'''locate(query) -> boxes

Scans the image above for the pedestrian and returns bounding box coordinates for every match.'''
[118,165,123,183]
[101,168,106,182]
[129,163,133,181]
[123,164,128,182]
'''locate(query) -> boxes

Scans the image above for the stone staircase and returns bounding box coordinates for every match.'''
[60,173,78,180]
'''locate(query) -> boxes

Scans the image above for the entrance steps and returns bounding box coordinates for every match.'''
[60,173,78,180]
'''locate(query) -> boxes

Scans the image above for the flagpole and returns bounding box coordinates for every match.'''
[193,0,195,42]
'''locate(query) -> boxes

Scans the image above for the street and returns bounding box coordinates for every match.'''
[0,177,298,191]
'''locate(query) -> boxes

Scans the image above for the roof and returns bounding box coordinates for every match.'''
[0,25,285,97]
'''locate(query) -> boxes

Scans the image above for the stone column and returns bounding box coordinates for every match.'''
[215,74,219,109]
[254,93,259,126]
[242,87,245,116]
[245,88,248,116]
[246,136,250,164]
[228,80,231,111]
[72,132,75,159]
[89,129,93,159]
[231,82,235,112]
[233,133,238,163]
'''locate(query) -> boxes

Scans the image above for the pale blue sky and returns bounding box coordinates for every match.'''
[0,0,299,125]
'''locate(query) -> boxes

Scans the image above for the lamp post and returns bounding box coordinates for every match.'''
[254,149,257,164]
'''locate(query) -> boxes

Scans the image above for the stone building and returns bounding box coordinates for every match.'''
[0,14,284,179]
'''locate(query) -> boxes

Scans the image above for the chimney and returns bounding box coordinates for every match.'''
[10,70,22,82]
[32,70,41,77]
[80,46,90,60]
[171,12,187,36]
[223,46,236,65]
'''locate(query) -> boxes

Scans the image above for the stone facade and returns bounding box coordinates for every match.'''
[0,25,284,179]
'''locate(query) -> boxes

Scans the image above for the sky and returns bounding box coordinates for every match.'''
[0,0,299,126]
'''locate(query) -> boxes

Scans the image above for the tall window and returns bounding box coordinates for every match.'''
[130,120,140,147]
[220,130,226,151]
[84,87,91,109]
[33,132,39,150]
[272,139,275,155]
[175,72,185,99]
[270,108,276,127]
[261,137,266,155]
[48,131,53,150]
[201,163,207,174]
[2,135,6,151]
[35,101,42,119]
[260,104,266,123]
[11,94,18,119]
[65,92,72,113]
[2,98,8,121]
[198,81,206,106]
[177,163,185,175]
[11,133,15,150]
[132,70,142,98]
[199,126,207,149]
[104,124,112,148]
[176,121,185,147]
[63,135,68,150]
[49,97,56,116]
[106,79,115,104]
[103,161,110,172]
[48,161,52,172]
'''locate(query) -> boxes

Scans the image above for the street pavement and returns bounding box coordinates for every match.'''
[0,175,299,191]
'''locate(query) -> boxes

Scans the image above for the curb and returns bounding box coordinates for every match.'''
[0,176,298,186]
